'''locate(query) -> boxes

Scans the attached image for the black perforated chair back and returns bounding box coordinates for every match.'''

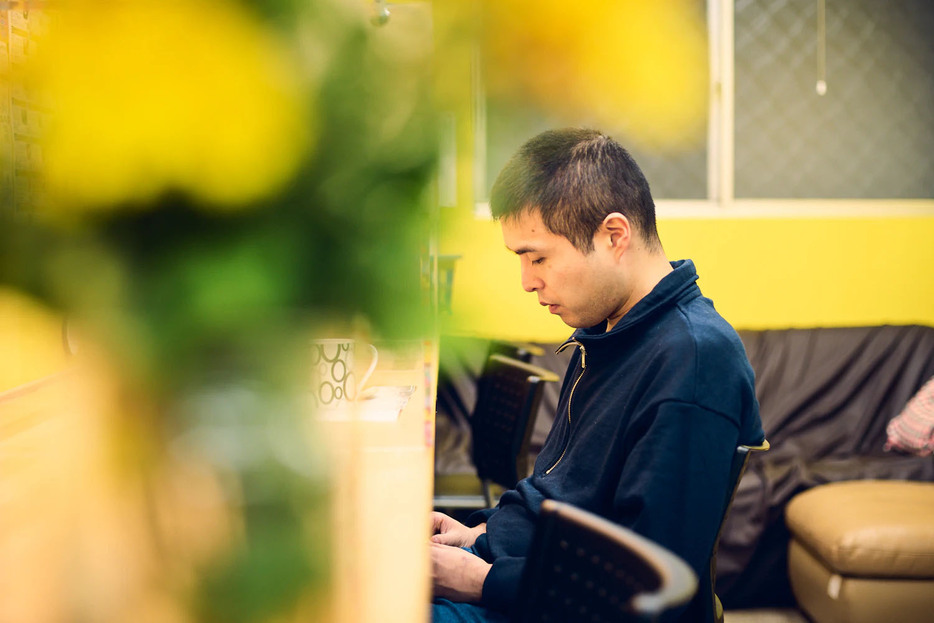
[471,354,558,490]
[515,500,697,623]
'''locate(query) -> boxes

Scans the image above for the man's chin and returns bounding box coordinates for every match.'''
[549,308,603,329]
[562,315,608,330]
[560,316,588,329]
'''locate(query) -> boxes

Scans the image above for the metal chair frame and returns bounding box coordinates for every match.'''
[711,440,771,623]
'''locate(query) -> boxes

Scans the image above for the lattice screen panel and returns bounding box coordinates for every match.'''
[482,0,710,202]
[1,6,49,215]
[735,0,934,199]
[484,104,708,202]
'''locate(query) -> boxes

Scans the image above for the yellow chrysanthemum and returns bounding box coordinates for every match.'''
[31,0,311,214]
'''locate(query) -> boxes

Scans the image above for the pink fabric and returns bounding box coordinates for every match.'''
[886,376,934,456]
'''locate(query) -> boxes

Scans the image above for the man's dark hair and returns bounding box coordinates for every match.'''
[489,128,661,253]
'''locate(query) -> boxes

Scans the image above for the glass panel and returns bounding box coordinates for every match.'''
[734,0,934,199]
[479,0,710,203]
[483,103,708,202]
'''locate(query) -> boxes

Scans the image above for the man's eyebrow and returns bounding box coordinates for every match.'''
[507,246,537,256]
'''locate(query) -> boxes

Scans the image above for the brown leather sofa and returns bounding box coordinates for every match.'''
[434,325,934,609]
[784,480,934,623]
[718,325,934,609]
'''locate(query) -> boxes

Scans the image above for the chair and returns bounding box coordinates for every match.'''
[487,340,545,363]
[710,440,770,623]
[433,353,559,509]
[515,499,698,623]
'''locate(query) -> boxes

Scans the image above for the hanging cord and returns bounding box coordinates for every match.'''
[816,0,827,95]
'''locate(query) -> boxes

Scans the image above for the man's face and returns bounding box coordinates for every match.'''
[501,210,625,329]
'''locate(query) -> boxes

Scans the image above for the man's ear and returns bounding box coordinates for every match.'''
[602,212,631,254]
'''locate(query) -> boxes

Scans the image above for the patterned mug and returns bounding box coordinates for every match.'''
[311,338,378,412]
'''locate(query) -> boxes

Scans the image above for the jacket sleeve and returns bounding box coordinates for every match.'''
[466,518,527,612]
[466,507,496,527]
[479,551,525,612]
[612,399,740,579]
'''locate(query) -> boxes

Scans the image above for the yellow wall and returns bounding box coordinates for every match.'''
[440,211,934,342]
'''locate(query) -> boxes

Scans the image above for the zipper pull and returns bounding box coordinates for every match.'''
[557,338,587,369]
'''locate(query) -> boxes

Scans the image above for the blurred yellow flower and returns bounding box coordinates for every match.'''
[0,288,69,391]
[479,0,708,148]
[30,0,311,214]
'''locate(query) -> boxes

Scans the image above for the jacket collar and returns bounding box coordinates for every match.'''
[560,259,701,349]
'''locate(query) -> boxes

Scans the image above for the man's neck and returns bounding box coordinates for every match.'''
[605,252,672,332]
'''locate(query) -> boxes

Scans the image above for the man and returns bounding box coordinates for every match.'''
[431,128,764,623]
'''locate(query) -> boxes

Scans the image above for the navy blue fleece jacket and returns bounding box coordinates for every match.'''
[468,259,764,622]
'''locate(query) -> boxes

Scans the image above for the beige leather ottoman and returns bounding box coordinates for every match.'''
[785,480,934,623]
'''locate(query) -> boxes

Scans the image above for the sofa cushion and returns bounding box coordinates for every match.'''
[788,539,934,623]
[785,480,934,578]
[886,376,934,456]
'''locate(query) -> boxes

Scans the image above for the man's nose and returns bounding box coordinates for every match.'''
[521,265,542,292]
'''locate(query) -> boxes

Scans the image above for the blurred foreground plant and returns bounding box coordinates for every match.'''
[0,0,436,621]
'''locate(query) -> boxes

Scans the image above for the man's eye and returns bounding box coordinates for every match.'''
[531,257,545,265]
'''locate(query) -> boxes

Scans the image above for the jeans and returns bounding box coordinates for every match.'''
[431,599,510,623]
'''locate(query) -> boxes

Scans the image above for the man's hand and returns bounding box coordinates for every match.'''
[430,542,491,603]
[430,512,486,547]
